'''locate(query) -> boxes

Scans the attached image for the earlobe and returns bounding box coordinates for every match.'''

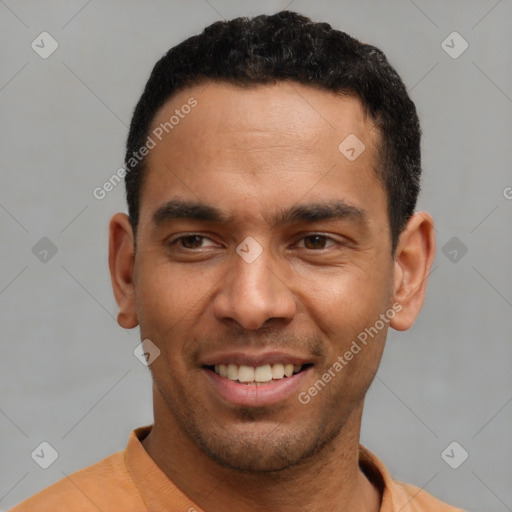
[108,213,139,329]
[390,212,436,331]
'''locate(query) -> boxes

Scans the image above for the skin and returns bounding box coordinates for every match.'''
[109,81,435,511]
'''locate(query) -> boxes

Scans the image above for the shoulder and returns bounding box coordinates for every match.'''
[392,480,467,511]
[358,444,466,512]
[9,450,145,512]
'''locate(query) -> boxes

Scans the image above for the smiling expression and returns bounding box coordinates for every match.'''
[121,81,399,472]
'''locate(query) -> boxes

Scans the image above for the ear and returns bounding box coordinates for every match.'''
[109,213,139,329]
[390,212,436,331]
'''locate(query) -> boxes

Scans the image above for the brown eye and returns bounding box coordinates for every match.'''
[302,235,329,249]
[179,235,205,249]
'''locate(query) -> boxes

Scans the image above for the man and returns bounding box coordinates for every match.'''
[11,10,464,512]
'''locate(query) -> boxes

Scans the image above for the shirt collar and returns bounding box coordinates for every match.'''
[126,425,416,512]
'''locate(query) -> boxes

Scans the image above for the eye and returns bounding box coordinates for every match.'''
[297,234,336,250]
[170,234,218,249]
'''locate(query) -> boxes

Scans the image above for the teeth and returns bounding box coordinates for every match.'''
[238,365,255,383]
[271,363,285,379]
[227,364,238,380]
[212,363,304,383]
[218,364,228,378]
[254,364,273,382]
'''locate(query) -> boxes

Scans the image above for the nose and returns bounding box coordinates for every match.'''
[211,248,297,330]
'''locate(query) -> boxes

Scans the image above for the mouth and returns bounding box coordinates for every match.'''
[201,360,314,407]
[204,363,313,384]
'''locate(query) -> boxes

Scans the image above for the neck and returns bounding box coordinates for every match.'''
[143,390,380,512]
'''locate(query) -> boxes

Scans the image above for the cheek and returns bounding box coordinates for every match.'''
[133,262,214,383]
[134,259,212,339]
[304,272,390,390]
[296,263,392,340]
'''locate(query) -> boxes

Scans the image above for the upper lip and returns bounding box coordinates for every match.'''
[200,351,313,367]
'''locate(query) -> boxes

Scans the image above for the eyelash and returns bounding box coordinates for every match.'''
[168,234,218,249]
[167,233,338,250]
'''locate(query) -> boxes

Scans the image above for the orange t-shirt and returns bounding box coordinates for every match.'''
[10,425,465,512]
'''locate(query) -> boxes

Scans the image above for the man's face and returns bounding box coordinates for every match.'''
[133,82,395,472]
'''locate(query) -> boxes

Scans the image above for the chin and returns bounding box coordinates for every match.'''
[190,420,338,474]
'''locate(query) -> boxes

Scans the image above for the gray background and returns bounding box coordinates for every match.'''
[1,1,511,510]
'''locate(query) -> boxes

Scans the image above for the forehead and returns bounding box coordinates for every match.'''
[139,81,385,229]
[150,80,376,153]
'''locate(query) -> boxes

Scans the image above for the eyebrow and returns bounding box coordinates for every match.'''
[275,200,367,226]
[153,200,230,225]
[152,198,368,229]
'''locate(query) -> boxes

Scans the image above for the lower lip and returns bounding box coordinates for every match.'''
[202,367,312,407]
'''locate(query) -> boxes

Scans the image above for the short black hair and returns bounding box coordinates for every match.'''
[124,10,421,252]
